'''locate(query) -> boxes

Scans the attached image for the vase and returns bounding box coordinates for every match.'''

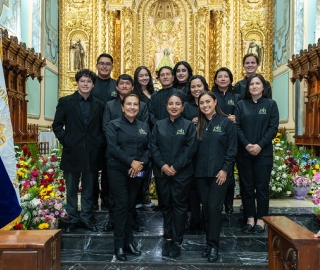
[293,186,311,200]
[49,220,59,229]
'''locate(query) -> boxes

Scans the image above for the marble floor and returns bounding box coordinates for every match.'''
[62,195,319,269]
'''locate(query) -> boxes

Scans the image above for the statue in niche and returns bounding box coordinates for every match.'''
[153,32,175,73]
[156,49,175,72]
[247,39,263,64]
[70,39,84,70]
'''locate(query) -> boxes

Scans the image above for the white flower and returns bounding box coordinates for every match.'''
[271,170,275,175]
[272,186,276,191]
[275,156,280,161]
[282,173,288,178]
[276,177,280,181]
[30,198,41,208]
[277,187,282,192]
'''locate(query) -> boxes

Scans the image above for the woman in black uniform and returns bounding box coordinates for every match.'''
[211,67,240,213]
[194,91,237,262]
[107,93,151,261]
[183,75,208,232]
[173,61,193,94]
[234,74,279,234]
[150,94,197,258]
[133,66,154,104]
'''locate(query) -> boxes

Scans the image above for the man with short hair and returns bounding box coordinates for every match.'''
[52,69,105,233]
[91,53,118,210]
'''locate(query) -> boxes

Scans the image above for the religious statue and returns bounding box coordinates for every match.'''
[70,39,84,70]
[247,39,262,64]
[156,49,175,72]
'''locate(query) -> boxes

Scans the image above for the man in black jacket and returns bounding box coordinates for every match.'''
[52,69,105,233]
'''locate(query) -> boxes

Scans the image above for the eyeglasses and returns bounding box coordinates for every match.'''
[98,62,113,67]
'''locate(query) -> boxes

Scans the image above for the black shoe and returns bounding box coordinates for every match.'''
[115,248,127,261]
[242,224,253,234]
[169,242,181,258]
[208,247,218,262]
[162,239,172,256]
[80,221,98,232]
[132,218,143,232]
[201,245,209,258]
[102,220,114,232]
[64,223,77,233]
[225,205,234,214]
[124,244,141,256]
[253,224,265,234]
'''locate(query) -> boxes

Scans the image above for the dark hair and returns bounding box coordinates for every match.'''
[242,53,260,66]
[211,67,234,93]
[187,75,209,101]
[173,61,193,86]
[166,94,184,105]
[133,66,154,100]
[116,74,134,86]
[75,69,96,84]
[197,91,227,139]
[158,66,174,76]
[121,93,140,106]
[243,74,268,100]
[96,53,114,64]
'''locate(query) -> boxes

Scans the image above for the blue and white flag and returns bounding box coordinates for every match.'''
[0,31,22,229]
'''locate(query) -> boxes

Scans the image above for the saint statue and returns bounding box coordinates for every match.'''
[156,49,175,72]
[70,39,84,70]
[247,39,262,64]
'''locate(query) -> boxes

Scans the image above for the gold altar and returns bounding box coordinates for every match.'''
[59,0,274,97]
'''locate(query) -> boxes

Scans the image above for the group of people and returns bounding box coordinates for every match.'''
[52,52,279,263]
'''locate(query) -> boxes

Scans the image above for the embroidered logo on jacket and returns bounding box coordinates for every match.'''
[259,108,267,114]
[213,125,222,132]
[227,99,235,105]
[139,129,147,135]
[111,91,117,97]
[176,129,185,135]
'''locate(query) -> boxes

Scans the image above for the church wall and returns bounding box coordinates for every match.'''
[272,0,294,137]
[26,77,41,118]
[0,0,19,37]
[44,68,58,121]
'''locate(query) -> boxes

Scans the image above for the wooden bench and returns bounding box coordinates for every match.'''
[0,230,61,270]
[263,216,320,270]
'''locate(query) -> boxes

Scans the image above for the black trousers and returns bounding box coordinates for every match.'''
[224,166,235,209]
[188,176,201,227]
[237,154,272,219]
[196,176,229,249]
[156,175,192,244]
[108,160,142,249]
[64,170,95,223]
[93,158,109,203]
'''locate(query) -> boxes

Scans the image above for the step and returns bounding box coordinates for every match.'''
[60,206,319,270]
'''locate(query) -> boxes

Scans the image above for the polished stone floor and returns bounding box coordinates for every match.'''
[61,197,319,270]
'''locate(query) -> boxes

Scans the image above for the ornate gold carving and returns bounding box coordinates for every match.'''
[58,0,274,97]
[121,7,134,75]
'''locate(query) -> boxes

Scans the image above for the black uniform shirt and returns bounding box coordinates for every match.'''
[107,115,150,167]
[183,99,198,121]
[234,77,272,100]
[214,89,240,115]
[234,96,279,157]
[194,114,237,178]
[150,115,197,178]
[77,91,92,127]
[175,82,188,94]
[91,77,118,103]
[148,86,186,127]
[103,98,148,132]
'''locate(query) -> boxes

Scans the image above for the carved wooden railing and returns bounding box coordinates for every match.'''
[263,216,320,270]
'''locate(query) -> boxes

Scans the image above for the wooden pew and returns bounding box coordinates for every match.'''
[263,216,320,270]
[0,230,61,270]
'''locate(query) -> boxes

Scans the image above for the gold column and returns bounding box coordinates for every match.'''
[121,7,134,76]
[194,7,210,78]
[106,10,119,78]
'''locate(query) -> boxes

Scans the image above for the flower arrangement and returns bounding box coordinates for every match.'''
[292,176,312,188]
[312,172,320,215]
[270,132,320,198]
[13,143,67,230]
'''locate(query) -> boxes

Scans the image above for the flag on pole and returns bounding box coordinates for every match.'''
[0,30,22,229]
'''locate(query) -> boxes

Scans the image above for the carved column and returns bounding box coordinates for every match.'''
[194,7,210,77]
[121,7,134,76]
[106,11,117,61]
